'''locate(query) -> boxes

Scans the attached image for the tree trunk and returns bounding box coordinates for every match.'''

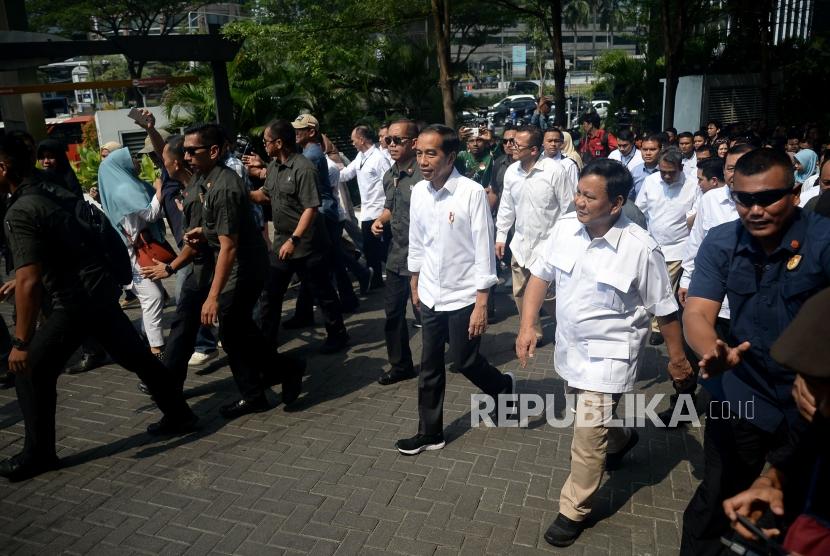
[431,0,455,128]
[542,0,567,127]
[591,6,597,70]
[660,0,682,128]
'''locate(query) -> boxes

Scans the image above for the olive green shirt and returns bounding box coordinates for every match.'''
[382,157,421,276]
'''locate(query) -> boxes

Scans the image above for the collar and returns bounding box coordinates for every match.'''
[279,152,301,169]
[393,156,417,177]
[736,209,806,256]
[8,176,37,204]
[200,164,225,190]
[519,154,545,175]
[575,214,626,250]
[362,145,378,160]
[430,168,461,195]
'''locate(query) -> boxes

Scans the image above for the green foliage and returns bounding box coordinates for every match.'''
[138,155,159,184]
[74,146,102,190]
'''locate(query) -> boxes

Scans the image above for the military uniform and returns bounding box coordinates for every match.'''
[198,164,278,403]
[4,177,193,472]
[258,154,348,351]
[380,158,421,379]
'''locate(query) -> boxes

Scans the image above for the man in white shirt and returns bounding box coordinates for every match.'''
[340,125,391,289]
[635,146,697,343]
[628,135,662,200]
[685,157,726,230]
[678,131,697,178]
[496,126,572,341]
[516,159,692,547]
[397,124,514,456]
[608,129,643,171]
[541,128,579,190]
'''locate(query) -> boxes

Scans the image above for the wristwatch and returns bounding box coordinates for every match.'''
[165,264,176,275]
[11,336,29,350]
[289,235,301,245]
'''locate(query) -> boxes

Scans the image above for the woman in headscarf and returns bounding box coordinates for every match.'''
[794,148,818,186]
[98,148,169,358]
[560,130,584,171]
[36,138,82,197]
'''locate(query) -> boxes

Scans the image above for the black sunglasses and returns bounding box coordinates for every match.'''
[384,136,412,146]
[730,187,794,208]
[183,145,214,156]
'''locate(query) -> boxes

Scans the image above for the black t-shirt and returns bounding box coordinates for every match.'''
[5,179,120,309]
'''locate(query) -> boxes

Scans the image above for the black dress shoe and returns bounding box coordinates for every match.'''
[220,397,270,419]
[378,368,417,386]
[147,413,199,436]
[137,382,150,395]
[606,429,640,470]
[544,513,585,547]
[0,454,60,482]
[319,332,349,354]
[66,353,108,375]
[649,332,664,345]
[283,316,316,330]
[282,365,304,406]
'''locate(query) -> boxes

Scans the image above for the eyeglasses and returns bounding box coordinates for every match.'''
[513,143,533,151]
[730,187,795,208]
[383,136,412,146]
[183,145,213,156]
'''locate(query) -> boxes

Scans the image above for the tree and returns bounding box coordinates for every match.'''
[563,0,590,75]
[431,0,455,127]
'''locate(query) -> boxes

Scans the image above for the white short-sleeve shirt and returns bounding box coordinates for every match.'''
[529,212,678,393]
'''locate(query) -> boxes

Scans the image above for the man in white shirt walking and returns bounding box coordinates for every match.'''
[397,124,514,456]
[635,146,697,344]
[340,125,391,289]
[516,159,692,547]
[608,129,643,171]
[541,127,579,191]
[496,126,572,342]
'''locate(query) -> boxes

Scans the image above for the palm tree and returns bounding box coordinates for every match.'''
[563,0,590,72]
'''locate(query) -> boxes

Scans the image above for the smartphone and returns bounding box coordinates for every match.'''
[127,107,148,126]
[733,515,788,556]
[469,127,479,139]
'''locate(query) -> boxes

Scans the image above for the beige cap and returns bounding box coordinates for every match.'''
[138,129,171,154]
[101,141,122,153]
[291,114,319,129]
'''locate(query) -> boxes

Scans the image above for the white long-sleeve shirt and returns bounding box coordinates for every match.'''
[680,186,737,319]
[495,156,573,269]
[530,212,677,393]
[339,145,391,221]
[119,195,162,281]
[543,152,579,194]
[408,170,498,311]
[635,171,697,261]
[609,147,644,171]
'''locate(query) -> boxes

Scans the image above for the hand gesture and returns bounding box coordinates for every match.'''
[137,108,155,130]
[278,239,295,260]
[468,304,488,339]
[183,227,205,246]
[371,219,384,236]
[201,296,219,326]
[699,339,751,379]
[723,481,784,542]
[495,242,506,260]
[242,153,265,168]
[515,327,538,368]
[668,357,694,383]
[140,259,171,281]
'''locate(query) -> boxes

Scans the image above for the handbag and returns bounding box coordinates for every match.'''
[129,228,177,268]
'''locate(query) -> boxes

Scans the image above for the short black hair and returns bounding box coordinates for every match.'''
[165,134,185,160]
[580,112,601,128]
[698,157,724,182]
[677,131,693,140]
[642,134,664,148]
[183,122,224,149]
[581,157,633,201]
[420,124,460,156]
[503,123,518,132]
[354,125,376,143]
[665,127,678,135]
[707,119,721,130]
[0,135,35,182]
[544,127,564,140]
[516,125,543,149]
[653,132,670,147]
[265,119,296,150]
[734,148,795,188]
[616,129,635,142]
[390,119,419,137]
[727,143,756,157]
[693,130,707,139]
[695,145,714,156]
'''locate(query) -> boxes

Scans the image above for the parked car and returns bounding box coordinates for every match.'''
[489,98,537,126]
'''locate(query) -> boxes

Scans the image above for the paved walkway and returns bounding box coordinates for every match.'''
[0,282,702,555]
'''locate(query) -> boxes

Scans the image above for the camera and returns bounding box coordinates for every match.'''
[233,135,252,160]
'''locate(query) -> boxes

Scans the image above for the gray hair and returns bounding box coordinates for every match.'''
[658,146,683,169]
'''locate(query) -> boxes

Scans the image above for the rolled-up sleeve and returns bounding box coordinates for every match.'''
[407,189,424,273]
[687,231,728,302]
[469,188,498,290]
[528,232,556,282]
[640,247,678,317]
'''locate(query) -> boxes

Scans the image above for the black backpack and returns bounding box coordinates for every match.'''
[21,185,133,286]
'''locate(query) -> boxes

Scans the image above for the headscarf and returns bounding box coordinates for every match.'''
[561,131,584,170]
[794,149,818,184]
[36,138,82,197]
[97,147,164,244]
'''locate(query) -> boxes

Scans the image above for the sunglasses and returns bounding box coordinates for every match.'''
[183,145,213,156]
[383,136,412,146]
[730,187,794,208]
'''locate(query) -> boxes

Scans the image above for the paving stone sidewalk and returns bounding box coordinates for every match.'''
[0,283,703,555]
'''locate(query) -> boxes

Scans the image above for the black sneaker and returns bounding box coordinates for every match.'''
[606,428,640,470]
[543,513,585,547]
[220,397,270,420]
[0,453,60,482]
[146,413,199,436]
[378,368,417,386]
[395,433,446,455]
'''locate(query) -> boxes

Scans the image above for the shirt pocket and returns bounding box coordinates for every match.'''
[549,251,576,289]
[592,269,634,312]
[586,339,631,385]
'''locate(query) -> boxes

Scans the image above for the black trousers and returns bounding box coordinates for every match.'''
[680,404,790,555]
[418,302,509,436]
[361,220,388,285]
[260,252,347,345]
[384,270,413,373]
[14,298,191,462]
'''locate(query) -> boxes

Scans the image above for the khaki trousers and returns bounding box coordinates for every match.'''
[559,389,632,522]
[511,260,556,340]
[651,259,683,333]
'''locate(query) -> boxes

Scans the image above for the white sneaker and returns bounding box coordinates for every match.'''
[188,351,218,367]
